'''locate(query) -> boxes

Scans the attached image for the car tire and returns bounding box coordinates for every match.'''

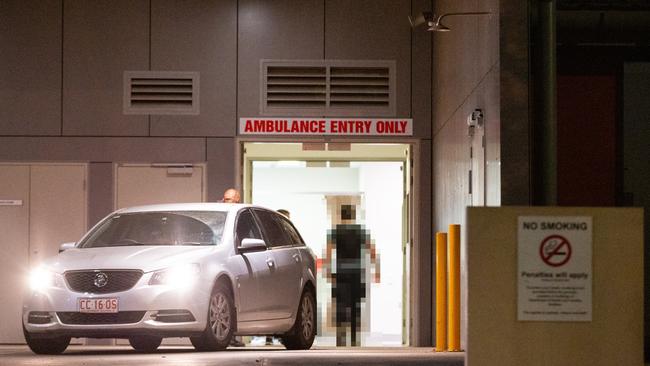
[282,289,316,350]
[23,326,70,355]
[191,283,236,352]
[129,335,162,352]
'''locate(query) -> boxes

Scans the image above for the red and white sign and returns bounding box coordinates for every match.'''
[539,235,572,267]
[518,216,592,322]
[239,118,413,136]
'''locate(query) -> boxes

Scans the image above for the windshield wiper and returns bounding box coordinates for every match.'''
[178,242,212,246]
[109,239,147,246]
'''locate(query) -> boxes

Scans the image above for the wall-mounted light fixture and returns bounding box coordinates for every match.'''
[408,11,491,32]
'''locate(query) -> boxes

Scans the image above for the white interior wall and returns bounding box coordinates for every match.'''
[252,161,404,345]
[355,162,404,344]
[252,162,359,256]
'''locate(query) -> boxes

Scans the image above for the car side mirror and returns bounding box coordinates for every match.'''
[59,242,76,253]
[238,238,267,253]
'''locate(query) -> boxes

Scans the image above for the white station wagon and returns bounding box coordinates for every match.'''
[23,203,317,354]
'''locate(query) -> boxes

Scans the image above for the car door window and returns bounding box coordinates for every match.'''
[277,216,304,246]
[253,210,292,248]
[235,209,263,247]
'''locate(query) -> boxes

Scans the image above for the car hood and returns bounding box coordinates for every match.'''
[44,245,218,273]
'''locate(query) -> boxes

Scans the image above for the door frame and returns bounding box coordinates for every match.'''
[235,137,426,345]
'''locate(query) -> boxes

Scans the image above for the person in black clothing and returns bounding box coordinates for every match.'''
[323,204,380,347]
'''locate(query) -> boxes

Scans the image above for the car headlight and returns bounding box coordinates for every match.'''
[149,264,201,289]
[29,267,63,291]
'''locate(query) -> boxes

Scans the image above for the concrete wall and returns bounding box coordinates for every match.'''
[0,0,439,345]
[0,0,427,201]
[466,206,644,366]
[432,0,500,228]
[624,62,650,358]
[430,0,501,346]
[499,0,530,205]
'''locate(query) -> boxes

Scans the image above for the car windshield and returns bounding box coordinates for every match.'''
[79,211,227,248]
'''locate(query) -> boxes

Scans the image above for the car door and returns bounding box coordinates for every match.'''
[252,209,303,319]
[275,214,309,317]
[232,208,273,322]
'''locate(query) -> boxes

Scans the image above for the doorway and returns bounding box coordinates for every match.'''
[242,142,412,346]
[0,163,87,343]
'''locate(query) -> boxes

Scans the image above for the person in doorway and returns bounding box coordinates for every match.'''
[323,204,380,347]
[221,188,240,203]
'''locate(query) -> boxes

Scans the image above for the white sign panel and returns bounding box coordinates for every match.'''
[239,118,412,136]
[518,216,592,321]
[0,200,23,206]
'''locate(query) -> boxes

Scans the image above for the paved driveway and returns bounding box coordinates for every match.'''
[0,345,464,366]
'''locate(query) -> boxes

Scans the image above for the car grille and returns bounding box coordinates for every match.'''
[65,270,143,294]
[57,311,146,325]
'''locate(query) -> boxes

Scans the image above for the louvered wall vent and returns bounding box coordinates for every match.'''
[261,60,395,117]
[123,71,199,115]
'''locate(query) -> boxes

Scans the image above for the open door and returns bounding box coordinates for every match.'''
[242,142,411,346]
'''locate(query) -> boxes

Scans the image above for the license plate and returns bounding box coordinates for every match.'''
[78,298,119,313]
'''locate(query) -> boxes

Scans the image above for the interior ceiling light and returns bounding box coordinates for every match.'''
[408,11,491,32]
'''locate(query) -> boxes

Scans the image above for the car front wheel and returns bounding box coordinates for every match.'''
[23,326,70,355]
[191,283,235,351]
[282,289,316,350]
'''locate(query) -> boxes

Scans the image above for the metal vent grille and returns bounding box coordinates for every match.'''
[57,311,145,325]
[124,71,199,115]
[261,60,395,117]
[266,66,326,108]
[329,67,390,108]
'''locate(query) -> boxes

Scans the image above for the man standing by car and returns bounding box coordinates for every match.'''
[220,188,246,347]
[221,188,240,203]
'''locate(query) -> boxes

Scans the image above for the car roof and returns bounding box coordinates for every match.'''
[116,202,261,214]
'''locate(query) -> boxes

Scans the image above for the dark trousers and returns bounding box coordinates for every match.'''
[332,273,365,347]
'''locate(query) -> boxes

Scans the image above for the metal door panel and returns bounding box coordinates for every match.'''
[269,247,303,318]
[231,250,276,322]
[0,166,30,343]
[116,164,204,209]
[30,165,87,266]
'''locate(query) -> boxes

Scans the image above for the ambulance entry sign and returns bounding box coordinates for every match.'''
[517,216,592,321]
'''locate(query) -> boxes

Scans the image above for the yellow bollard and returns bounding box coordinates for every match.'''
[435,232,448,352]
[448,224,461,351]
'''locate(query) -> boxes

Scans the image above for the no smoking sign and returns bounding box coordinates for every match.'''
[539,235,572,267]
[518,215,592,321]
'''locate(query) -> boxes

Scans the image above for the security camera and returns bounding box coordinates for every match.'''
[408,12,434,28]
[467,109,484,136]
[471,109,484,122]
[409,11,491,32]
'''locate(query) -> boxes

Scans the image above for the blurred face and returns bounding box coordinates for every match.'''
[223,189,240,203]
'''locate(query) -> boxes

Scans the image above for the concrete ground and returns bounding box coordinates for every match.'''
[0,345,464,366]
